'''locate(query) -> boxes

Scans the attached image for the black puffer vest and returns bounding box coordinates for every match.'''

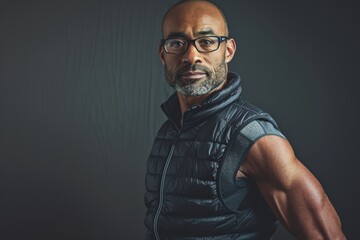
[145,73,278,239]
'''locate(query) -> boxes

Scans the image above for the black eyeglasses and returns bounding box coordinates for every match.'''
[161,36,229,54]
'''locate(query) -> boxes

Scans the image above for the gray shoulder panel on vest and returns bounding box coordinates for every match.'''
[240,120,286,143]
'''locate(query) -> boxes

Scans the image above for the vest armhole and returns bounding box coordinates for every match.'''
[217,119,286,213]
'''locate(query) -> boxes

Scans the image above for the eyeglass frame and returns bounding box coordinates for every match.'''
[160,36,229,54]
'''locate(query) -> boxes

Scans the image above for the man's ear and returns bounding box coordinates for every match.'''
[159,44,165,65]
[225,38,236,63]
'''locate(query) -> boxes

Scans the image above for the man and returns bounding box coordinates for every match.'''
[144,0,346,239]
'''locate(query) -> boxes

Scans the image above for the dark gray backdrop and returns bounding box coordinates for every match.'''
[0,0,359,239]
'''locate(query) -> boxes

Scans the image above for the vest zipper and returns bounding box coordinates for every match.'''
[153,142,176,240]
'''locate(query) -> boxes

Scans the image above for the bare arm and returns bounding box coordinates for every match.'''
[240,135,346,239]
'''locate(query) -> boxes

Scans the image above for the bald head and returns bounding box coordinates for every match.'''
[162,0,229,38]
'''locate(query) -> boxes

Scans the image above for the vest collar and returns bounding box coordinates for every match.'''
[161,72,242,130]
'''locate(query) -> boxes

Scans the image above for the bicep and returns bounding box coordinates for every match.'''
[241,136,344,239]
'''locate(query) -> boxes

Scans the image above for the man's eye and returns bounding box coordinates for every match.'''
[169,40,184,48]
[199,39,215,46]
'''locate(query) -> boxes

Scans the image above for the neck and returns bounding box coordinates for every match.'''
[177,79,227,126]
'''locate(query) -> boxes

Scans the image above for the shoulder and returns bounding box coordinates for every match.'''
[230,119,287,178]
[240,133,298,184]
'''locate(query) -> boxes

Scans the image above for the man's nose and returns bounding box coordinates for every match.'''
[181,44,202,64]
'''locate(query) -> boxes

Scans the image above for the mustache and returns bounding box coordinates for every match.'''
[175,64,211,79]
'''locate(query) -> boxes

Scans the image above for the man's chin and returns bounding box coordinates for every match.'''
[174,83,213,96]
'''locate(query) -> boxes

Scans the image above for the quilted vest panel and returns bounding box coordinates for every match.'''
[145,97,278,239]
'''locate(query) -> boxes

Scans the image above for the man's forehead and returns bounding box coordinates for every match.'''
[166,28,216,39]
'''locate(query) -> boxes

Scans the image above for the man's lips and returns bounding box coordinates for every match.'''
[180,71,206,80]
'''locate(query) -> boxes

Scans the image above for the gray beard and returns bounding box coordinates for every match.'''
[165,61,227,96]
